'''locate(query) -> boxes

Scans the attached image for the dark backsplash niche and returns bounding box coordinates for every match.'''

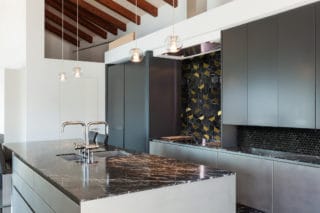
[180,51,221,142]
[238,126,320,156]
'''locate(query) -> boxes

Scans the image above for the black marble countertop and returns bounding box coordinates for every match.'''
[153,139,320,167]
[4,140,233,204]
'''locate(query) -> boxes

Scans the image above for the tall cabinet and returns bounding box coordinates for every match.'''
[222,4,317,129]
[107,52,181,152]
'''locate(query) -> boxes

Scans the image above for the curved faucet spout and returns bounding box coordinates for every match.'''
[87,121,109,135]
[60,121,87,143]
[86,121,109,145]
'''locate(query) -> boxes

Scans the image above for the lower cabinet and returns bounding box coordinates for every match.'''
[273,162,320,213]
[12,187,33,213]
[149,141,218,167]
[12,155,80,213]
[150,141,320,213]
[217,152,273,213]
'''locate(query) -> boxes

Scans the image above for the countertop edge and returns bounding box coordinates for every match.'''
[151,140,320,168]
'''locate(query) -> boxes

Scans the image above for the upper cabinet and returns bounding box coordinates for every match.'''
[222,25,247,125]
[247,17,278,126]
[222,3,317,129]
[278,5,315,129]
[316,3,320,129]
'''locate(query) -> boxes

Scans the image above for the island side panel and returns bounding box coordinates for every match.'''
[12,155,80,213]
[80,175,236,213]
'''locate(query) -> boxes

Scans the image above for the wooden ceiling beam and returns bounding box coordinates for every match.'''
[45,22,79,46]
[127,0,158,17]
[46,0,107,39]
[45,9,93,43]
[163,0,178,8]
[95,0,141,25]
[69,0,126,31]
[64,0,118,35]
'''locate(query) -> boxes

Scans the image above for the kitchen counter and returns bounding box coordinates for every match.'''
[4,140,235,213]
[153,139,320,168]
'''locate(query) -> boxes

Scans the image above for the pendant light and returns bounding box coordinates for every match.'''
[165,0,182,53]
[73,0,82,78]
[58,0,67,82]
[129,0,144,63]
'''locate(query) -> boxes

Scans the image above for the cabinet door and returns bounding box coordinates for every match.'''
[12,187,33,213]
[107,64,125,148]
[278,5,315,128]
[124,62,147,152]
[217,152,273,213]
[222,25,248,125]
[316,3,320,129]
[248,17,278,126]
[273,162,320,213]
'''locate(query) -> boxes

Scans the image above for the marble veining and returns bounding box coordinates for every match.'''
[4,140,233,204]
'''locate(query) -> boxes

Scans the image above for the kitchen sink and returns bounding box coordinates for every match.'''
[56,150,131,162]
[92,150,131,158]
[56,153,83,161]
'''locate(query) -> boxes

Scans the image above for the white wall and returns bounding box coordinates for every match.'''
[207,0,233,9]
[0,0,26,70]
[25,0,105,141]
[0,69,4,134]
[4,68,27,143]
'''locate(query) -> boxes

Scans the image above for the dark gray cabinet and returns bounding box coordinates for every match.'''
[316,3,320,129]
[222,25,247,125]
[124,62,148,152]
[222,4,317,128]
[278,5,315,128]
[107,64,125,148]
[107,53,180,153]
[247,17,278,126]
[149,58,180,138]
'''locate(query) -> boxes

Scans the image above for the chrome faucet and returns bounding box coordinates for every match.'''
[86,121,109,145]
[60,120,109,164]
[60,121,87,143]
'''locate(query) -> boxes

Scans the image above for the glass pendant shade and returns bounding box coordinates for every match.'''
[58,72,67,82]
[166,35,182,53]
[130,48,144,63]
[73,66,82,78]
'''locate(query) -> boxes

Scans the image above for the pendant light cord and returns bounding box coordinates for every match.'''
[135,0,138,48]
[172,0,175,36]
[61,0,64,61]
[76,0,79,62]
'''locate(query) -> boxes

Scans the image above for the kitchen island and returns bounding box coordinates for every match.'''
[4,140,236,213]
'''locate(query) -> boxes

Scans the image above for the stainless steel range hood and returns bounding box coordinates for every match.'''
[158,42,221,60]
